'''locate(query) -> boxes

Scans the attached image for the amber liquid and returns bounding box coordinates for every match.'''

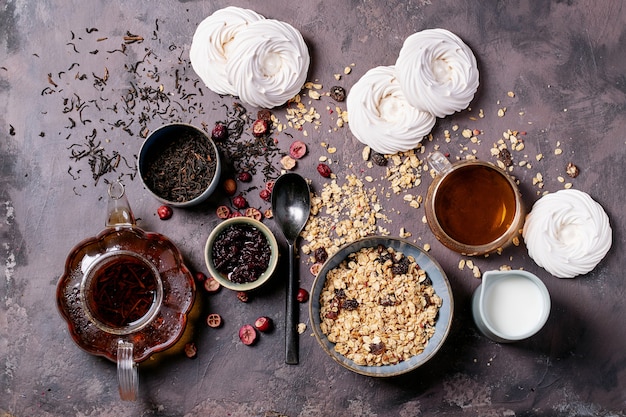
[434,165,517,246]
[86,254,158,329]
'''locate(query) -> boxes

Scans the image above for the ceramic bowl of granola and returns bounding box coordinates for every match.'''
[204,217,279,291]
[309,236,453,377]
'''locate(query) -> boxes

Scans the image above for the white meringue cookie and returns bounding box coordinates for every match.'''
[523,189,612,278]
[189,6,264,96]
[395,28,479,118]
[346,65,436,154]
[226,19,310,108]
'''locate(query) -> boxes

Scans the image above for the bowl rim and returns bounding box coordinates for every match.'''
[204,217,279,291]
[138,122,222,208]
[308,236,454,377]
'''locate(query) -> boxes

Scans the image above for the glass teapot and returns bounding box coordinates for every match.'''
[57,181,196,400]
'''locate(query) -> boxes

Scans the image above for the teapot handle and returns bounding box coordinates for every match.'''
[117,340,138,401]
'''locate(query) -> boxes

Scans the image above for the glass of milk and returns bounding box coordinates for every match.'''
[472,270,551,342]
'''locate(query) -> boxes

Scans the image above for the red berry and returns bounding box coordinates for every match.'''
[259,188,271,202]
[216,205,231,219]
[239,324,257,345]
[244,207,263,221]
[265,181,275,192]
[229,211,243,218]
[289,140,307,159]
[238,172,253,182]
[211,123,228,141]
[316,163,332,178]
[194,271,207,283]
[252,119,268,137]
[203,276,221,293]
[254,316,273,332]
[206,313,222,328]
[236,291,249,303]
[157,205,173,220]
[233,195,248,209]
[296,288,309,303]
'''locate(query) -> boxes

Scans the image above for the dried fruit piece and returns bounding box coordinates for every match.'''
[254,316,273,332]
[259,188,271,202]
[314,247,328,263]
[252,119,268,137]
[233,195,248,209]
[239,324,257,345]
[316,163,332,178]
[211,123,228,141]
[216,205,231,219]
[157,205,173,220]
[330,86,346,102]
[184,342,197,358]
[281,155,297,170]
[296,288,309,303]
[265,181,275,192]
[371,151,387,166]
[257,109,272,122]
[194,271,207,283]
[237,291,249,303]
[222,178,237,196]
[203,276,221,293]
[237,171,252,182]
[289,140,307,159]
[206,313,222,328]
[566,162,579,178]
[244,207,263,221]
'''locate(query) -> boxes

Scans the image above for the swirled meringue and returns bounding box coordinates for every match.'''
[189,6,264,96]
[226,19,310,108]
[395,28,479,118]
[522,189,612,278]
[346,66,436,154]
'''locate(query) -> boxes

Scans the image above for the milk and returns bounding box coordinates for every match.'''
[482,275,545,337]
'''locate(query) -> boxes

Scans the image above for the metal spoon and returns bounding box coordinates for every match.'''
[271,173,311,365]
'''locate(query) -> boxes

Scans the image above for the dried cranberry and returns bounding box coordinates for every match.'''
[289,140,307,159]
[296,288,309,303]
[252,119,268,137]
[157,205,173,220]
[259,189,271,202]
[316,163,332,178]
[237,291,249,303]
[233,195,248,209]
[194,271,207,283]
[238,171,253,182]
[211,123,228,141]
[330,86,346,102]
[257,109,272,122]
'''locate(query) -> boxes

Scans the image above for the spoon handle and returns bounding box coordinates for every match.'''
[285,242,299,364]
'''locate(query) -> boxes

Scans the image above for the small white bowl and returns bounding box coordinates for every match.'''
[138,123,222,208]
[204,217,279,291]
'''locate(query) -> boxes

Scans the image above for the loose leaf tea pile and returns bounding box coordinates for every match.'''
[141,130,217,203]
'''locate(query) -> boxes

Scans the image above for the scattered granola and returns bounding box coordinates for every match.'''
[319,245,442,366]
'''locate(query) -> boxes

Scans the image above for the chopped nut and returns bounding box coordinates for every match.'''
[566,162,579,178]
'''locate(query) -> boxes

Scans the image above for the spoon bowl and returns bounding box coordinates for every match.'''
[271,173,311,365]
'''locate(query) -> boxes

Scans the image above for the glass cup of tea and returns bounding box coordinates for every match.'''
[424,151,525,256]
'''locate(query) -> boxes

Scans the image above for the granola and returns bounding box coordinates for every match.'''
[319,245,442,366]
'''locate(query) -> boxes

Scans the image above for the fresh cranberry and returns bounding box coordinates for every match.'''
[236,291,249,303]
[216,205,231,219]
[194,271,207,283]
[239,324,257,345]
[316,163,332,178]
[157,205,173,220]
[289,140,307,159]
[206,313,222,328]
[296,288,309,303]
[203,276,221,293]
[211,123,228,141]
[238,172,253,182]
[259,189,271,202]
[254,316,273,332]
[265,181,275,192]
[244,207,262,221]
[252,119,268,137]
[233,195,248,209]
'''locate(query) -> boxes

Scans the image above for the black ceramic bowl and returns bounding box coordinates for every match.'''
[138,123,222,207]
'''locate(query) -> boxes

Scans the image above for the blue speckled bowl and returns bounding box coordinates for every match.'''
[309,236,454,377]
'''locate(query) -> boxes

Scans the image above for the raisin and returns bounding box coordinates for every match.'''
[341,299,359,311]
[391,256,410,275]
[371,151,387,166]
[369,342,385,355]
[329,86,346,102]
[211,123,228,141]
[313,247,328,263]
